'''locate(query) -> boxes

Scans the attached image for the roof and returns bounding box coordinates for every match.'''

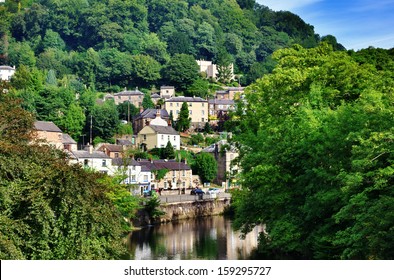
[100,144,123,152]
[208,99,235,105]
[225,87,245,91]
[0,65,15,70]
[114,89,144,96]
[69,150,110,159]
[34,121,62,132]
[149,125,179,135]
[112,157,140,166]
[133,109,169,121]
[165,96,207,103]
[161,86,174,89]
[151,93,161,98]
[138,159,191,171]
[62,133,77,144]
[116,139,132,146]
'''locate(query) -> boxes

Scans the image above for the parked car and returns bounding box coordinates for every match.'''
[207,188,220,194]
[190,188,205,195]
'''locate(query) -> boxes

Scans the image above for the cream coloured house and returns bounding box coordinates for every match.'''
[0,65,16,81]
[164,96,208,127]
[138,125,180,150]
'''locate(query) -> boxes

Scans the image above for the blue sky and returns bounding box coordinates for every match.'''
[257,0,394,50]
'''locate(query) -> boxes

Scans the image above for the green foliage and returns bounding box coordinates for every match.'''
[152,168,169,181]
[142,92,155,110]
[164,54,199,92]
[176,102,191,132]
[117,123,133,136]
[189,133,204,146]
[90,100,120,142]
[144,195,165,219]
[232,43,394,259]
[192,152,218,183]
[0,93,126,259]
[163,141,175,159]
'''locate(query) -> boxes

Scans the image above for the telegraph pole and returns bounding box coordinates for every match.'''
[89,115,93,144]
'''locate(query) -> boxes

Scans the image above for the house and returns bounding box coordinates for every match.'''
[160,86,175,99]
[33,121,64,149]
[137,125,180,150]
[0,65,16,81]
[33,121,79,151]
[112,158,152,195]
[138,159,193,192]
[97,144,125,158]
[132,108,170,134]
[196,60,234,81]
[62,133,78,151]
[111,88,144,107]
[202,139,240,189]
[215,87,245,100]
[68,145,114,175]
[208,99,235,118]
[164,96,208,127]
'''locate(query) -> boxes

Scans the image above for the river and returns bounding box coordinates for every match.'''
[126,216,262,260]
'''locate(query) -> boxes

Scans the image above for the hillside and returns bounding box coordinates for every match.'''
[1,0,329,90]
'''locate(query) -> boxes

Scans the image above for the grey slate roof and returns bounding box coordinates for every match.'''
[116,139,132,146]
[112,157,140,166]
[0,65,15,70]
[62,133,77,144]
[137,159,191,171]
[133,109,169,121]
[165,96,207,102]
[149,125,179,135]
[34,121,62,132]
[101,144,123,152]
[114,89,144,96]
[208,99,235,105]
[69,150,110,159]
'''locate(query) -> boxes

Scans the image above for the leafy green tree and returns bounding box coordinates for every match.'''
[142,92,155,110]
[0,93,126,259]
[117,102,138,122]
[40,29,66,51]
[7,41,36,67]
[131,54,161,87]
[176,102,191,132]
[163,141,175,159]
[45,69,57,86]
[231,43,394,259]
[192,152,218,183]
[90,100,120,142]
[164,54,199,92]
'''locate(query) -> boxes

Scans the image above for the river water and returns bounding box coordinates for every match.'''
[126,216,262,260]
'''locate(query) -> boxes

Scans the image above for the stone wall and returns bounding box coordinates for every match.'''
[133,198,231,227]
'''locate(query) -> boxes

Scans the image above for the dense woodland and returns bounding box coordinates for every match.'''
[1,0,394,259]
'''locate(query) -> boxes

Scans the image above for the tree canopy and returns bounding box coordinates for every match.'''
[231,43,394,259]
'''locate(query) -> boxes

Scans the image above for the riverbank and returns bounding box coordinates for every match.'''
[133,197,231,226]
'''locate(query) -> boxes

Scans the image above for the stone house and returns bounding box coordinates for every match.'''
[111,88,144,107]
[208,99,235,118]
[97,144,125,158]
[137,159,193,192]
[202,139,240,189]
[160,86,175,98]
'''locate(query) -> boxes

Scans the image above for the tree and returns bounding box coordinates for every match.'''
[176,102,190,132]
[231,43,394,259]
[141,92,155,110]
[163,141,175,159]
[130,54,161,87]
[192,152,218,183]
[90,101,120,142]
[164,54,199,92]
[0,93,126,259]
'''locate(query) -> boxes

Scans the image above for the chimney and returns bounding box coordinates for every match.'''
[88,143,93,154]
[140,107,144,113]
[156,109,161,118]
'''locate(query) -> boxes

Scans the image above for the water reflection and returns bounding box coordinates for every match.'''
[127,216,262,260]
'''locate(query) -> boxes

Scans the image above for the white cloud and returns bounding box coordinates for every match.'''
[256,0,323,11]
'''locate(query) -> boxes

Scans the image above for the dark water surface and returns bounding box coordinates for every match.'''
[126,216,262,260]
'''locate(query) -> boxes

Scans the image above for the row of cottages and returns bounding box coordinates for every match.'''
[112,158,194,194]
[164,96,208,127]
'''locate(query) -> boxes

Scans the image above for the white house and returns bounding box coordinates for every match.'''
[112,158,152,194]
[67,145,115,175]
[0,66,16,81]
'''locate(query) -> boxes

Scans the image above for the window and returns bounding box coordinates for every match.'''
[189,103,192,107]
[168,135,170,141]
[143,135,146,141]
[161,135,164,140]
[170,110,173,114]
[202,110,205,115]
[176,103,179,107]
[173,170,176,176]
[182,181,186,187]
[202,118,205,122]
[170,103,173,107]
[182,170,186,176]
[164,182,168,189]
[202,103,204,107]
[84,159,89,167]
[131,175,136,181]
[174,136,176,141]
[143,175,148,182]
[189,110,192,115]
[132,166,136,171]
[176,110,179,114]
[102,160,107,167]
[115,153,119,158]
